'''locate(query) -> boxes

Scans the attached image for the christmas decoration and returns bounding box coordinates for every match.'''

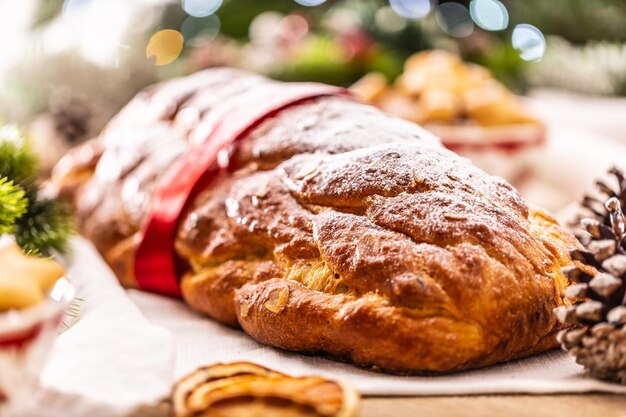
[0,241,66,310]
[173,362,360,417]
[0,125,72,255]
[0,178,26,235]
[555,168,626,384]
[49,96,93,145]
[577,167,626,242]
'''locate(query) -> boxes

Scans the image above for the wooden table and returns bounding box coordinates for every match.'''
[138,394,626,417]
[361,395,626,417]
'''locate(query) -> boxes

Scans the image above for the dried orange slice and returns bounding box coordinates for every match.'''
[172,362,360,417]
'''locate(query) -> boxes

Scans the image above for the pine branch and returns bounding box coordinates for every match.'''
[0,177,27,235]
[0,125,38,186]
[0,124,73,255]
[13,188,74,256]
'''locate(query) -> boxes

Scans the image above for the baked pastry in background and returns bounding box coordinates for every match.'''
[351,50,540,127]
[351,50,545,186]
[52,68,579,373]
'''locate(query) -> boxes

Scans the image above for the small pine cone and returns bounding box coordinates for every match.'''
[556,168,626,385]
[50,96,93,144]
[558,324,626,384]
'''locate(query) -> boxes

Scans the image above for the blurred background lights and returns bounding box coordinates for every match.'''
[512,23,546,62]
[293,0,327,7]
[248,12,284,45]
[278,14,310,42]
[389,0,431,20]
[436,2,474,38]
[375,7,407,33]
[181,14,221,46]
[146,29,184,66]
[469,0,508,31]
[62,0,94,25]
[181,0,223,18]
[59,0,136,66]
[0,1,36,70]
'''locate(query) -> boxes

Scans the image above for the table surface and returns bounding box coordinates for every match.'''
[361,395,626,417]
[137,394,626,417]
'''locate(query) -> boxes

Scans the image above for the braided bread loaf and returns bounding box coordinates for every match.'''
[53,69,579,373]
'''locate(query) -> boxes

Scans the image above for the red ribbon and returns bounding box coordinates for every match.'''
[134,82,348,297]
[0,323,42,350]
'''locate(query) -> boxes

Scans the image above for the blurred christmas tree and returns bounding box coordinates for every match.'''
[0,178,27,235]
[504,0,626,44]
[501,0,626,95]
[0,125,72,255]
[529,38,626,96]
[2,0,626,142]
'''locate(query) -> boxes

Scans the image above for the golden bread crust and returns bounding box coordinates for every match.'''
[52,69,579,373]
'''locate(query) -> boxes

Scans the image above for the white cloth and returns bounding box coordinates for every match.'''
[30,238,626,417]
[129,289,626,397]
[23,238,174,417]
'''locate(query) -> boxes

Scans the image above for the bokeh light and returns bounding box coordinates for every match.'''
[181,14,221,45]
[389,0,431,20]
[59,0,144,67]
[146,29,184,66]
[249,12,283,44]
[62,0,94,25]
[278,14,310,41]
[181,0,223,18]
[469,0,508,31]
[375,7,407,33]
[436,2,474,38]
[512,24,546,62]
[293,0,327,6]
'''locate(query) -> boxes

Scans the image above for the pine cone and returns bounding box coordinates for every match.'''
[555,187,626,384]
[577,167,626,239]
[50,97,92,145]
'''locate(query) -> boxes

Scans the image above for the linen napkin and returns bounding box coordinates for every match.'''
[129,289,626,397]
[35,234,626,417]
[21,238,174,417]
